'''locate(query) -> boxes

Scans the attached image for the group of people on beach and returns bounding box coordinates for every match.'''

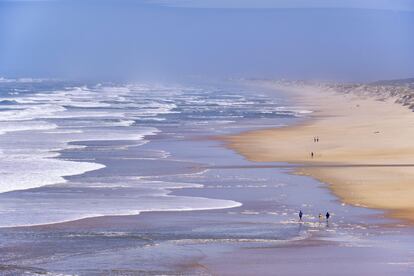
[310,136,320,158]
[299,210,330,222]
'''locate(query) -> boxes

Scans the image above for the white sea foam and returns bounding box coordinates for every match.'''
[0,104,67,121]
[0,155,105,193]
[274,106,313,116]
[0,121,57,135]
[0,124,158,194]
[0,81,304,228]
[0,83,171,196]
[0,184,241,227]
[59,127,159,142]
[64,101,112,108]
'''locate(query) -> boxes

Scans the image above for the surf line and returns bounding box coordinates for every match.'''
[200,163,414,170]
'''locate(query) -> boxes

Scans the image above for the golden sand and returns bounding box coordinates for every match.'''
[226,83,414,222]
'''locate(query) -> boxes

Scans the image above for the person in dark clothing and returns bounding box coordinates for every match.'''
[299,210,303,221]
[326,212,330,221]
[311,152,314,158]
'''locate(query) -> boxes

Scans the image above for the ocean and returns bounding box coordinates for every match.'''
[0,79,305,227]
[1,78,413,275]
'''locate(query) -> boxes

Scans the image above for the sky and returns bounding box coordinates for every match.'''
[0,0,413,82]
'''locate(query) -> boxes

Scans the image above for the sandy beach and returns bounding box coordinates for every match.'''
[2,80,414,275]
[226,82,414,223]
[2,1,414,274]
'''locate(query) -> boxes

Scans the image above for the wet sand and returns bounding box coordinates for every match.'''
[2,82,414,275]
[3,138,413,275]
[6,192,413,276]
[226,83,414,223]
[5,181,413,276]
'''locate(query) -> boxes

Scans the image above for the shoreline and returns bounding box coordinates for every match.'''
[225,81,414,223]
[3,81,414,275]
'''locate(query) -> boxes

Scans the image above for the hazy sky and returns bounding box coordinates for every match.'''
[0,0,413,82]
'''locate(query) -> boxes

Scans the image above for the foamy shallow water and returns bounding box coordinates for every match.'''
[2,79,414,276]
[0,79,304,227]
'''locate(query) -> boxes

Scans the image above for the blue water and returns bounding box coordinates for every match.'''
[0,78,306,227]
[1,78,414,275]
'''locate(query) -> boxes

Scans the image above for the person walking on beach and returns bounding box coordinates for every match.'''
[311,152,314,158]
[326,212,330,221]
[316,136,319,142]
[299,210,303,221]
[318,213,323,222]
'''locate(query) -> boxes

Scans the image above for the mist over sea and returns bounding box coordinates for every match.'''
[1,79,414,275]
[0,78,306,227]
[1,0,413,273]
